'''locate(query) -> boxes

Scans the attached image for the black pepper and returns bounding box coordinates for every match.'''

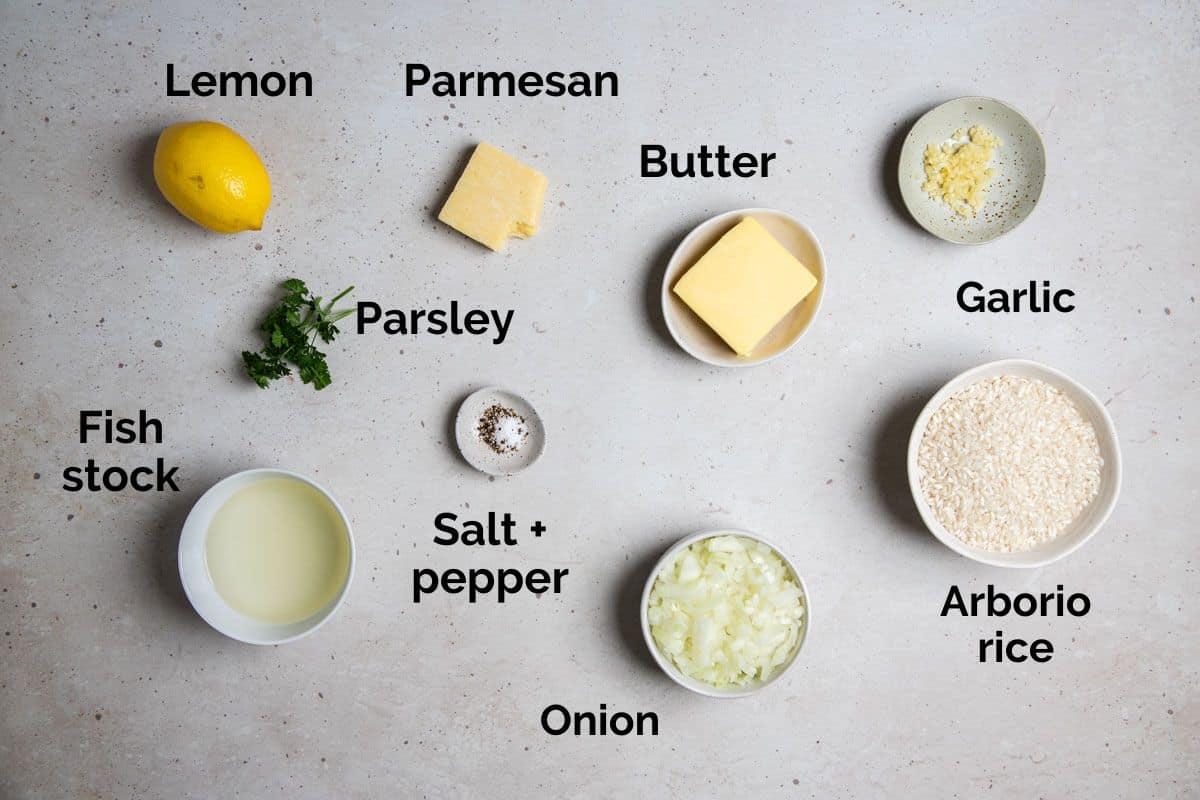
[476,404,528,455]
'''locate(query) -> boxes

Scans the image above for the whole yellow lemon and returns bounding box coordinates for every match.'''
[153,121,271,233]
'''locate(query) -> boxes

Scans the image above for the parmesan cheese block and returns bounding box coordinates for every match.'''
[438,142,547,251]
[672,218,818,357]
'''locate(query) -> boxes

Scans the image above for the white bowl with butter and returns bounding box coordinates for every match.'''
[178,468,354,645]
[661,208,825,367]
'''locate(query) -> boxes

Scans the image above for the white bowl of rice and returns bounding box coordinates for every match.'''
[907,359,1121,568]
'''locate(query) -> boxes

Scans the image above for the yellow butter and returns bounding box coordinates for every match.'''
[438,142,547,251]
[673,218,818,357]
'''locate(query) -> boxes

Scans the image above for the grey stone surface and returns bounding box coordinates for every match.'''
[1,1,1196,797]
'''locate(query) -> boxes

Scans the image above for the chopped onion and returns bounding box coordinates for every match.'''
[647,535,805,687]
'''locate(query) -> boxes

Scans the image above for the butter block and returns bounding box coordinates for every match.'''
[672,218,817,356]
[438,142,547,251]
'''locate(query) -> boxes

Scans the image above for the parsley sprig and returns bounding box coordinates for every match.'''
[242,278,355,391]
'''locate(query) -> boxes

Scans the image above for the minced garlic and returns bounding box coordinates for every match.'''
[922,125,1002,217]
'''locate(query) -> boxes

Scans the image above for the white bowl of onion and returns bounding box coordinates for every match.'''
[641,530,809,698]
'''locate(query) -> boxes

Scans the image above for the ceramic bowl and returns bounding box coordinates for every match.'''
[907,359,1121,567]
[660,208,825,367]
[641,529,810,697]
[178,468,355,644]
[898,97,1046,244]
[454,387,546,476]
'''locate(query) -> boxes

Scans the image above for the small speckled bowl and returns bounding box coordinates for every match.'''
[640,529,810,698]
[907,359,1122,567]
[899,97,1046,244]
[454,387,545,476]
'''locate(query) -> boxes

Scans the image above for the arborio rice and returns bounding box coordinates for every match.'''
[917,375,1103,552]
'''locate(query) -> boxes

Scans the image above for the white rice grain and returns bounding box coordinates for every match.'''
[917,375,1103,552]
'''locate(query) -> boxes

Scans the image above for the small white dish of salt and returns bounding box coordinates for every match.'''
[454,387,546,476]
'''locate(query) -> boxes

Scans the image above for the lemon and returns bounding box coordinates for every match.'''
[153,121,271,233]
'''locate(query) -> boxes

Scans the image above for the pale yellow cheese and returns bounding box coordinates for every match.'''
[438,142,547,251]
[673,218,818,357]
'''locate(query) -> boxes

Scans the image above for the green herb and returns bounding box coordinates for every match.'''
[241,278,355,391]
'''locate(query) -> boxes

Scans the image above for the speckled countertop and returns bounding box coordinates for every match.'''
[1,2,1197,798]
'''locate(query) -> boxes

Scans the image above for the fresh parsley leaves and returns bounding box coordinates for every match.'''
[242,278,355,391]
